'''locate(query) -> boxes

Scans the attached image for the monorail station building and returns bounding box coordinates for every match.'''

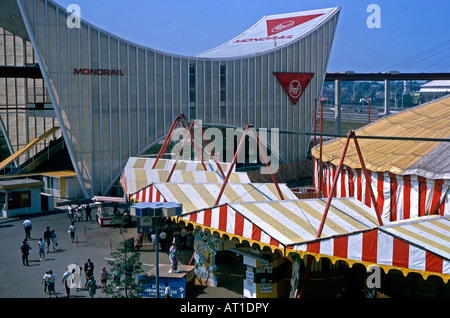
[0,0,339,199]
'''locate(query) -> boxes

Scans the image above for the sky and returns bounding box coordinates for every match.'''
[54,0,450,73]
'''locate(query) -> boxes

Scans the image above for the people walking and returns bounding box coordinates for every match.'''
[43,227,52,253]
[41,271,50,294]
[76,205,83,222]
[68,205,74,222]
[62,268,75,297]
[23,219,32,239]
[100,266,107,292]
[85,203,92,221]
[68,222,76,243]
[20,240,30,266]
[46,270,57,298]
[84,259,94,288]
[84,259,94,277]
[87,275,97,298]
[38,238,46,260]
[50,230,58,250]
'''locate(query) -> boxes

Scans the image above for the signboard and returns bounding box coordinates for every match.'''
[138,275,187,298]
[266,14,324,36]
[273,72,315,105]
[138,265,195,298]
[132,202,182,233]
[73,68,125,76]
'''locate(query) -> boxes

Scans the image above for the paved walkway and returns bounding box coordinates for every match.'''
[0,208,243,298]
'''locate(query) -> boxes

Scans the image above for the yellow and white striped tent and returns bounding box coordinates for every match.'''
[121,157,246,195]
[180,197,450,282]
[130,182,298,214]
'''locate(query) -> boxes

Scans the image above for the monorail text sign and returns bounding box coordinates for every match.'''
[73,68,125,76]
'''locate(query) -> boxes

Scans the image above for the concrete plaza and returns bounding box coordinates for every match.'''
[0,208,244,298]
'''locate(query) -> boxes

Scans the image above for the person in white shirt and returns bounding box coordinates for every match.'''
[68,222,77,243]
[46,270,57,298]
[38,238,46,260]
[62,268,75,297]
[159,230,168,251]
[164,282,171,298]
[23,219,32,239]
[67,205,74,222]
[41,271,50,294]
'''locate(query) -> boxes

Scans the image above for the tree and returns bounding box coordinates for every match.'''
[103,239,151,298]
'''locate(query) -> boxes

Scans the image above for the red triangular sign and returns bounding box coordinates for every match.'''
[266,14,324,36]
[274,72,315,105]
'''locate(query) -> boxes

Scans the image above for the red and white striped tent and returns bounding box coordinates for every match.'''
[129,182,298,214]
[179,198,380,252]
[312,96,450,222]
[120,154,450,282]
[178,198,450,282]
[290,215,450,283]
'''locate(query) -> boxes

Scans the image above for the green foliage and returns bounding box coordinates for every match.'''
[103,239,151,298]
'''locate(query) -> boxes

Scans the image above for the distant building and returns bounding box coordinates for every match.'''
[419,80,450,99]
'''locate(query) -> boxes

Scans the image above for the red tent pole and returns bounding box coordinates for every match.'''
[316,130,353,238]
[214,124,252,206]
[318,99,324,198]
[297,255,313,298]
[198,125,226,179]
[298,130,353,298]
[180,121,208,171]
[252,129,284,200]
[166,121,195,182]
[313,99,317,147]
[152,114,185,169]
[352,134,383,226]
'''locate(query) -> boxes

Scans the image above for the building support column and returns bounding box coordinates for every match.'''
[384,79,390,115]
[334,79,341,135]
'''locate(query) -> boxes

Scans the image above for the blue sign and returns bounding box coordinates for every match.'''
[132,202,162,234]
[132,202,182,234]
[138,275,190,298]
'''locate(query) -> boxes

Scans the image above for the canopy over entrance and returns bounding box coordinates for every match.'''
[178,199,450,283]
[290,215,450,283]
[121,151,450,283]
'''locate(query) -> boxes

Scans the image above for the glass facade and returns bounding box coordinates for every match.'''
[0,0,339,198]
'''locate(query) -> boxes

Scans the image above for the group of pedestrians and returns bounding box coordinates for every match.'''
[18,213,104,298]
[40,259,99,298]
[20,221,59,265]
[67,203,93,223]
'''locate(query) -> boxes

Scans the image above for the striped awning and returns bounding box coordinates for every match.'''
[311,96,450,179]
[290,215,450,282]
[179,198,380,251]
[121,157,239,195]
[126,157,234,174]
[178,196,450,282]
[130,182,298,214]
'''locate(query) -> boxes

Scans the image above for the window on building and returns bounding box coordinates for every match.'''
[7,190,31,210]
[220,64,226,102]
[220,64,227,122]
[189,64,196,103]
[189,63,196,119]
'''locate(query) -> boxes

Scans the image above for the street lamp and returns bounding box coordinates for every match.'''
[131,201,182,298]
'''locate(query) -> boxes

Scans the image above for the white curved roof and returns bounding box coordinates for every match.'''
[196,7,339,59]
